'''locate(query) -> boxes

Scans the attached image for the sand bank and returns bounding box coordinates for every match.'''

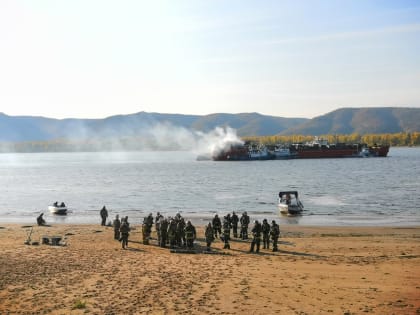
[0,224,419,314]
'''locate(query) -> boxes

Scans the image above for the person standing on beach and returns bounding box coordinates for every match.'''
[100,206,108,226]
[177,217,186,247]
[270,220,280,252]
[184,220,196,249]
[205,222,214,251]
[159,217,169,247]
[249,220,262,253]
[231,211,239,238]
[155,212,163,244]
[113,215,121,240]
[168,219,177,249]
[222,216,231,249]
[262,219,270,249]
[142,214,154,245]
[240,212,250,240]
[212,214,222,238]
[119,219,130,249]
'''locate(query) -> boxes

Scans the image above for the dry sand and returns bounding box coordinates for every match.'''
[0,223,419,315]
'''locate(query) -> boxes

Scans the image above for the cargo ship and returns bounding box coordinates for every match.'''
[212,142,274,161]
[289,137,361,159]
[211,137,389,161]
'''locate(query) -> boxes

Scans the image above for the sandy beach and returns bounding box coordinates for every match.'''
[0,223,419,314]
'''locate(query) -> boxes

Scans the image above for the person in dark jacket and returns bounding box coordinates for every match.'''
[184,221,196,249]
[37,213,46,226]
[240,212,250,240]
[100,206,108,226]
[205,222,215,251]
[222,217,231,249]
[212,214,222,238]
[159,218,169,247]
[270,220,280,252]
[113,215,121,240]
[168,219,178,249]
[155,212,163,244]
[262,219,270,249]
[119,220,130,249]
[231,211,239,238]
[250,220,262,253]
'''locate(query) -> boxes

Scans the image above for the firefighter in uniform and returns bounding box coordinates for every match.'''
[250,220,262,253]
[184,221,196,249]
[270,220,280,252]
[262,218,270,249]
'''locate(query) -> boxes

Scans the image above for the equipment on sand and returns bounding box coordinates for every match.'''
[24,227,33,245]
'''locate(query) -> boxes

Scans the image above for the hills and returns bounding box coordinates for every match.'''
[281,107,420,135]
[1,107,419,143]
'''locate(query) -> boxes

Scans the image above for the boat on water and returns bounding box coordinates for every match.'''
[289,137,362,159]
[360,144,390,157]
[267,144,295,159]
[48,202,68,215]
[248,143,275,160]
[212,141,274,161]
[210,137,389,161]
[278,191,304,216]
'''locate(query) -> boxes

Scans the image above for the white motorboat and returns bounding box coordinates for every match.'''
[278,191,304,216]
[48,203,68,215]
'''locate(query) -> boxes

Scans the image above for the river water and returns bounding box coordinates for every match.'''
[0,148,419,226]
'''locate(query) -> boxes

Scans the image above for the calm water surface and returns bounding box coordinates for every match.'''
[0,148,419,226]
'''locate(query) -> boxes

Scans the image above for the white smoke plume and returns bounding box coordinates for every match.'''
[194,126,244,158]
[2,119,244,156]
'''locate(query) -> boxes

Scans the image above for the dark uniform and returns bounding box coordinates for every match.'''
[113,215,121,240]
[120,221,130,249]
[212,214,222,238]
[177,218,186,247]
[142,213,154,245]
[240,212,250,240]
[262,219,270,249]
[231,211,239,238]
[155,212,163,244]
[159,218,169,247]
[222,217,231,249]
[205,223,215,251]
[168,219,178,249]
[250,220,262,253]
[100,206,108,226]
[37,213,46,226]
[184,221,196,249]
[270,220,280,252]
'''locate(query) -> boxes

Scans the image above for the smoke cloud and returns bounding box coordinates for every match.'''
[2,120,244,157]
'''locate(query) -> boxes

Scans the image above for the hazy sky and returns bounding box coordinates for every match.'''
[1,0,419,119]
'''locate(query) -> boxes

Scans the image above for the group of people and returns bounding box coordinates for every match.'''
[107,211,197,250]
[111,214,130,249]
[103,208,280,253]
[206,212,280,253]
[146,212,197,249]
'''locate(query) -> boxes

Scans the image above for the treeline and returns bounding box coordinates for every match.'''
[0,132,419,153]
[244,132,420,147]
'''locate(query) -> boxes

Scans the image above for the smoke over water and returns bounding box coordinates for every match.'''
[194,126,244,158]
[1,120,244,158]
[146,123,244,158]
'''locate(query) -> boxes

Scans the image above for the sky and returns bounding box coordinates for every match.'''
[0,0,419,119]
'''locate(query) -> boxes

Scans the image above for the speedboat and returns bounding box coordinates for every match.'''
[278,191,304,216]
[48,203,68,215]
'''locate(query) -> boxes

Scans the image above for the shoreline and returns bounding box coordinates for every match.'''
[2,212,419,227]
[1,224,419,314]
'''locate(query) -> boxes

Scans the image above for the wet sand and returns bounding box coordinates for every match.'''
[0,224,419,314]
